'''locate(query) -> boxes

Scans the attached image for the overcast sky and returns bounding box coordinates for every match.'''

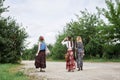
[2,0,106,48]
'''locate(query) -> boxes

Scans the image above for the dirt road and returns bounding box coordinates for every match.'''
[21,61,120,80]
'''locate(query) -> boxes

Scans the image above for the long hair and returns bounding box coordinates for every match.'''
[68,36,73,47]
[76,36,82,43]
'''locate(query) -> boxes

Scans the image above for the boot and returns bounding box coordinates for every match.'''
[78,68,80,71]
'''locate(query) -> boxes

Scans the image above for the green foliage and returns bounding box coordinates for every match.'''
[0,17,28,63]
[0,0,28,63]
[97,0,120,59]
[22,35,65,60]
[22,44,37,60]
[64,10,105,59]
[22,43,53,60]
[97,0,120,42]
[51,0,120,60]
[21,0,120,60]
[51,33,67,60]
[0,0,9,15]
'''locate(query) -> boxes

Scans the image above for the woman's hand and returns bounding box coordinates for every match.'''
[36,53,38,56]
[64,37,67,41]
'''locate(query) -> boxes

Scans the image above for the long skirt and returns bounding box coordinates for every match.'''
[76,49,83,68]
[35,50,46,68]
[66,50,76,70]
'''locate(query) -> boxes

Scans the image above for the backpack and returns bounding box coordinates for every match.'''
[40,42,46,50]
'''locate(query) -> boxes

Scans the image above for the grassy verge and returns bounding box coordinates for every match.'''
[0,64,29,80]
[47,57,120,62]
[84,58,120,62]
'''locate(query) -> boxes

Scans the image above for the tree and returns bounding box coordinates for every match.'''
[65,10,105,58]
[98,0,120,42]
[0,0,28,63]
[22,43,53,60]
[97,0,120,58]
[46,0,120,60]
[51,33,67,60]
[22,44,37,60]
[0,0,9,16]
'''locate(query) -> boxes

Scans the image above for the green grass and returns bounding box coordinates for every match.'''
[0,64,29,80]
[47,57,120,62]
[84,58,120,62]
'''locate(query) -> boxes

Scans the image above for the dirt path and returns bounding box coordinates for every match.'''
[21,60,120,80]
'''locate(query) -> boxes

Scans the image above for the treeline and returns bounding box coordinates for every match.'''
[0,0,27,63]
[22,44,53,60]
[50,0,120,60]
[23,0,120,60]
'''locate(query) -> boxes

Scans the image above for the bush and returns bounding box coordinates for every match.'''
[0,18,27,63]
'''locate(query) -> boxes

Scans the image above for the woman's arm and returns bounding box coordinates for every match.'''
[61,40,65,45]
[61,37,67,45]
[36,42,41,56]
[82,42,85,56]
[82,42,84,51]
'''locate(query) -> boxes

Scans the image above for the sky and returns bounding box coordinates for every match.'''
[2,0,106,48]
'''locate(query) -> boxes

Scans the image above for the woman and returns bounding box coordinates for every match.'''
[61,36,76,72]
[76,36,84,71]
[35,36,47,72]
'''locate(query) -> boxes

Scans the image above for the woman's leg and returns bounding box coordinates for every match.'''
[40,68,45,72]
[77,53,81,71]
[40,68,42,71]
[80,57,83,70]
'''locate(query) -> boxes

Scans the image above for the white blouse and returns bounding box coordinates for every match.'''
[61,40,73,50]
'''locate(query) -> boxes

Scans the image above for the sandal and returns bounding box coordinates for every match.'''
[40,70,45,72]
[68,69,71,72]
[71,70,74,72]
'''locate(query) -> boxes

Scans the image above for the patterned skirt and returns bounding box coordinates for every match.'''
[66,50,76,70]
[35,50,46,68]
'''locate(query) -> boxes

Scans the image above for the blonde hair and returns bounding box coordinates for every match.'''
[76,36,82,42]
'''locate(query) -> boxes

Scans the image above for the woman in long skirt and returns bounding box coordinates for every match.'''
[62,36,76,72]
[76,36,84,71]
[35,36,47,72]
